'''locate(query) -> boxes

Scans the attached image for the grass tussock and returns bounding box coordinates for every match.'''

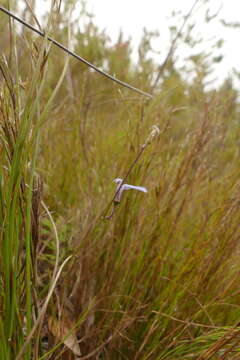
[0,1,240,359]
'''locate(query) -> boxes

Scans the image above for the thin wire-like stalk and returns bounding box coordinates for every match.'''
[77,124,163,249]
[0,5,153,99]
[103,144,147,219]
[78,143,147,247]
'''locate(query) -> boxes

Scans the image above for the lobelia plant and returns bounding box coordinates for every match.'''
[113,178,148,204]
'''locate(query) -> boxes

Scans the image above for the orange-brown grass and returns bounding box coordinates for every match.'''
[0,1,240,359]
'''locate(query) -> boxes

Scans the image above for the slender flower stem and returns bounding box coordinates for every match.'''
[102,144,147,219]
[78,143,148,245]
[0,5,153,99]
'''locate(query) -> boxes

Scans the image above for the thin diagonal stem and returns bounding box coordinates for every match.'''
[80,143,147,242]
[0,5,153,99]
[108,144,147,208]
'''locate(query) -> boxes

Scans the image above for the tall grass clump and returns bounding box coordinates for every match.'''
[1,0,240,359]
[0,2,72,358]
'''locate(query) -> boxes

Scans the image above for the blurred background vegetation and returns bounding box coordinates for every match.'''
[0,0,240,359]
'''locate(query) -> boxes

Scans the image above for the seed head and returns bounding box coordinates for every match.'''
[144,125,160,146]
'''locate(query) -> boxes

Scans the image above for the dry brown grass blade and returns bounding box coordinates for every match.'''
[196,325,240,360]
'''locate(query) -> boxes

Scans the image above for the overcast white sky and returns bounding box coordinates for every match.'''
[36,0,240,86]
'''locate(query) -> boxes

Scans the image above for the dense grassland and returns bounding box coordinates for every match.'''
[0,1,240,359]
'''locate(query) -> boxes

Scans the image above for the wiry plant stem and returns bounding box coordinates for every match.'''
[0,5,153,99]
